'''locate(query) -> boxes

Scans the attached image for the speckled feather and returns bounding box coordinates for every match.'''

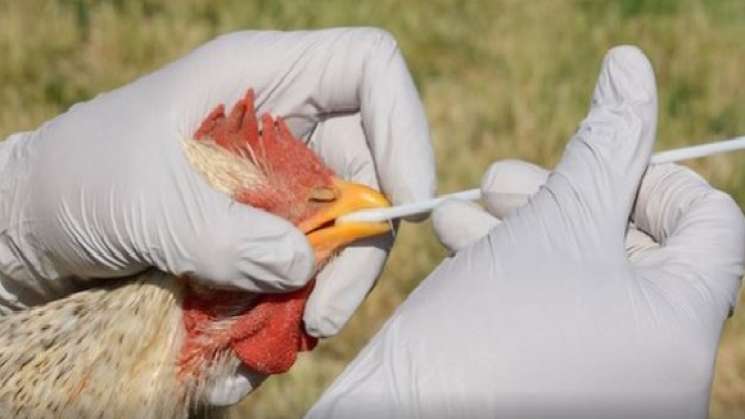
[0,273,228,418]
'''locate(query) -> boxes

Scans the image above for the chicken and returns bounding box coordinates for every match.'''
[0,90,391,419]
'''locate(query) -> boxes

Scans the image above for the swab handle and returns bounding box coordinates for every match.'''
[341,189,481,223]
[338,136,745,224]
[650,136,745,164]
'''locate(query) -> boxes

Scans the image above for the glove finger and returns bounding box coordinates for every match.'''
[149,159,316,293]
[541,46,658,244]
[624,222,658,260]
[476,158,670,264]
[304,237,390,338]
[307,113,375,189]
[431,160,547,253]
[205,365,266,406]
[480,160,548,219]
[432,199,500,253]
[630,163,745,314]
[303,113,393,338]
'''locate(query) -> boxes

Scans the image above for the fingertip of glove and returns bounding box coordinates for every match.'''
[304,312,344,339]
[606,45,647,65]
[303,244,388,338]
[606,45,651,71]
[480,160,547,218]
[204,365,265,406]
[433,199,499,253]
[481,160,548,195]
[303,276,358,338]
[598,45,656,105]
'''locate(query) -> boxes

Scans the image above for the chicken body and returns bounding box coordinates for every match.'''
[0,273,216,418]
[0,90,389,418]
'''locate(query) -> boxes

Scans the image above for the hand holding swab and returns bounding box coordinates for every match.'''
[338,136,745,224]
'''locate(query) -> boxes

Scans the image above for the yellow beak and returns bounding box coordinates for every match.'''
[299,178,391,262]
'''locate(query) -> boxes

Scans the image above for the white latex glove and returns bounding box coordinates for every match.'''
[306,46,745,419]
[433,159,658,257]
[0,28,434,404]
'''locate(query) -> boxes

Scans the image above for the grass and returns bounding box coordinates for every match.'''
[1,0,745,417]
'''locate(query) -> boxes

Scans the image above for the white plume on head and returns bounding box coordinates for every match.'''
[183,138,268,195]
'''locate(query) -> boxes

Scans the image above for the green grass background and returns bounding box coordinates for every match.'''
[1,0,744,417]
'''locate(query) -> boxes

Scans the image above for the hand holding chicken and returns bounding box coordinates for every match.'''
[0,28,434,412]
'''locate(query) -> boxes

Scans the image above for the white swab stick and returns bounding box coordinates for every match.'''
[649,136,745,164]
[346,188,484,224]
[338,136,745,224]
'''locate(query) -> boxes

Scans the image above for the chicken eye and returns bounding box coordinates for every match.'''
[308,187,337,202]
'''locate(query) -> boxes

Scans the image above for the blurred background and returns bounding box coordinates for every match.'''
[1,0,744,417]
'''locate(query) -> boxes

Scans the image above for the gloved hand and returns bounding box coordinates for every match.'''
[305,46,745,419]
[0,28,434,404]
[432,159,658,257]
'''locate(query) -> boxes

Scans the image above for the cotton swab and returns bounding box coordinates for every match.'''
[337,136,745,224]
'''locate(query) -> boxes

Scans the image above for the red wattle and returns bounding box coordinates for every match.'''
[179,281,318,377]
[230,282,318,374]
